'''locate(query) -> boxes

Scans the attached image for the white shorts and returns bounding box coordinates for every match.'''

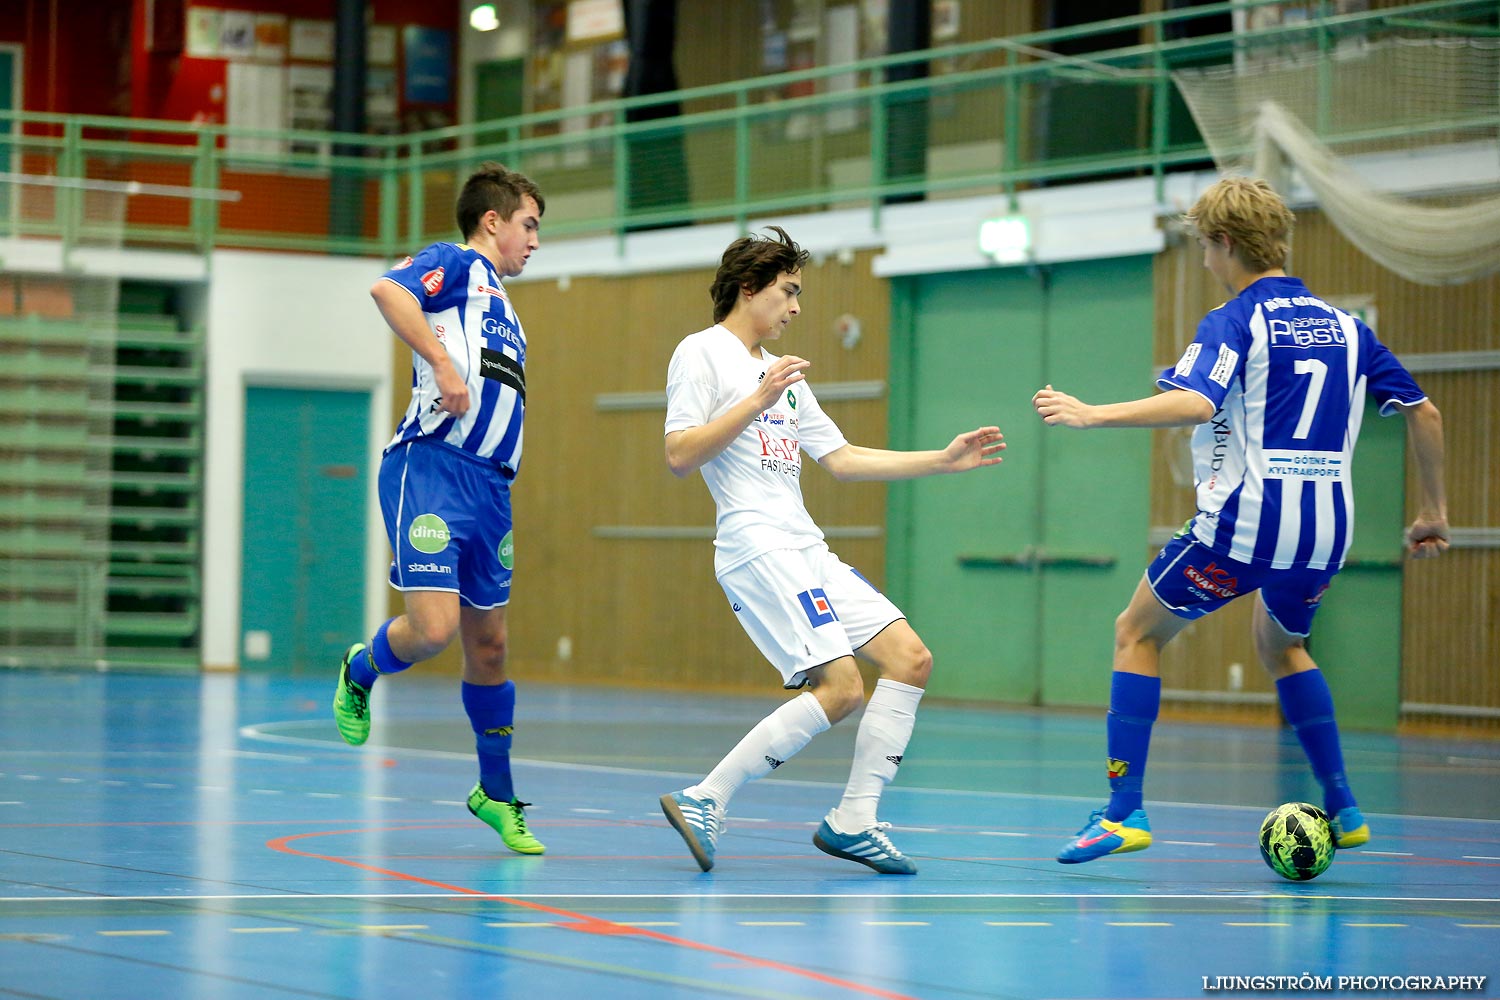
[718,544,905,689]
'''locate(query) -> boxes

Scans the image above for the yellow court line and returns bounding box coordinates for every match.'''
[862,921,930,927]
[1344,923,1407,928]
[984,922,1053,927]
[98,929,170,936]
[1457,923,1500,928]
[1224,922,1290,927]
[738,921,806,927]
[1107,922,1172,927]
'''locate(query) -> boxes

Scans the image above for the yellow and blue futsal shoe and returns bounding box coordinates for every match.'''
[468,784,546,855]
[331,643,371,746]
[1057,808,1152,864]
[1330,806,1369,849]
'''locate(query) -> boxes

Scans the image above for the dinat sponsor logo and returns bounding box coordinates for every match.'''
[1269,316,1346,348]
[406,562,452,574]
[1183,561,1239,598]
[1206,410,1231,489]
[421,267,445,295]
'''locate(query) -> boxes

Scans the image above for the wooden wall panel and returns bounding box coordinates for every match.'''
[1151,205,1500,724]
[391,247,893,692]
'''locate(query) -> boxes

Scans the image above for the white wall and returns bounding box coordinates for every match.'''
[201,249,394,670]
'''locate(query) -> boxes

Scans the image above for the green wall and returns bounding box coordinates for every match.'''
[887,257,1155,707]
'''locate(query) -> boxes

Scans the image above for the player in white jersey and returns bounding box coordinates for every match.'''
[659,227,1006,874]
[1033,177,1448,865]
[331,163,547,856]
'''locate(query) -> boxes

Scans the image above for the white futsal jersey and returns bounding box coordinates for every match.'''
[665,325,848,577]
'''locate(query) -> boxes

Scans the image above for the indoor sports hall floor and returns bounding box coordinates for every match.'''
[1,669,1496,1000]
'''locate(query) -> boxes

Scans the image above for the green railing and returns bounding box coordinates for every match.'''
[0,0,1493,263]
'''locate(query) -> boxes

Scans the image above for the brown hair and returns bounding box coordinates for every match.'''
[1183,176,1295,273]
[456,162,545,240]
[710,226,810,323]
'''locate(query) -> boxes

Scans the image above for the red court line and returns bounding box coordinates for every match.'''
[267,825,920,1000]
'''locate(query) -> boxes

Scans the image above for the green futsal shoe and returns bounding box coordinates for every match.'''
[332,643,371,746]
[468,783,546,855]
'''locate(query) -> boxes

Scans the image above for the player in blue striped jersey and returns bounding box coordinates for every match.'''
[331,163,547,855]
[1033,177,1448,865]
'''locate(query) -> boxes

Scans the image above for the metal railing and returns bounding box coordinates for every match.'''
[0,0,1493,263]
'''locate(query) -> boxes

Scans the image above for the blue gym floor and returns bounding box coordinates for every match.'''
[1,669,1496,999]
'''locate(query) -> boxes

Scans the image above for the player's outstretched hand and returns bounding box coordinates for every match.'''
[943,426,1005,472]
[1032,384,1092,428]
[1405,516,1450,559]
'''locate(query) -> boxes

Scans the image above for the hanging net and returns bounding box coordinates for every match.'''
[1173,35,1500,286]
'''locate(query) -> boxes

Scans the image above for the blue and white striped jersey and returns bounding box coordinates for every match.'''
[380,242,527,476]
[1158,276,1425,570]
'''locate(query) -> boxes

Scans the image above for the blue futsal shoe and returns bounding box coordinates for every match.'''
[659,790,724,872]
[813,818,918,875]
[1329,806,1369,849]
[1057,808,1152,864]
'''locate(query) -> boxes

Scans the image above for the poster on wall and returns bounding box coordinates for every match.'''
[219,10,256,59]
[187,7,221,58]
[289,19,335,61]
[368,25,398,67]
[287,64,333,154]
[403,26,453,104]
[226,62,285,158]
[254,14,287,62]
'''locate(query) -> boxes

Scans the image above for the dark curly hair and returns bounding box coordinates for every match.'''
[709,226,810,323]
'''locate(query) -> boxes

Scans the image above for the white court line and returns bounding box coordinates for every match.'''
[236,720,1500,824]
[6,892,1500,904]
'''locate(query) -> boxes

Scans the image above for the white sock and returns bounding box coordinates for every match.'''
[689,693,831,807]
[828,678,924,833]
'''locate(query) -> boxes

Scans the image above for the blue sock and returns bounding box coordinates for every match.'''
[347,619,411,689]
[1105,672,1161,822]
[462,680,516,803]
[1276,669,1355,814]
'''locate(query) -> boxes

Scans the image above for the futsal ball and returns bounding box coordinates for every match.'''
[1258,802,1334,881]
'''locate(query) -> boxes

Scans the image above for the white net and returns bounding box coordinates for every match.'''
[1173,36,1500,286]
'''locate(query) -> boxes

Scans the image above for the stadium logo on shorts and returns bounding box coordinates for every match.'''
[498,530,514,570]
[408,513,451,554]
[797,588,838,627]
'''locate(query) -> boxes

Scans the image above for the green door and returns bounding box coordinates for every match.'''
[240,386,370,673]
[0,45,17,231]
[889,257,1154,706]
[475,58,525,122]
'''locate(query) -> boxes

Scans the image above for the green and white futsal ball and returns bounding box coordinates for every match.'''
[1259,801,1334,881]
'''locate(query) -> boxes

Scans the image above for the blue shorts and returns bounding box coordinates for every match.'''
[378,440,514,609]
[1145,532,1338,637]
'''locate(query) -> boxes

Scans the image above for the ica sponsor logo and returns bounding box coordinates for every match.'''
[408,513,451,554]
[421,267,445,296]
[1183,560,1239,599]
